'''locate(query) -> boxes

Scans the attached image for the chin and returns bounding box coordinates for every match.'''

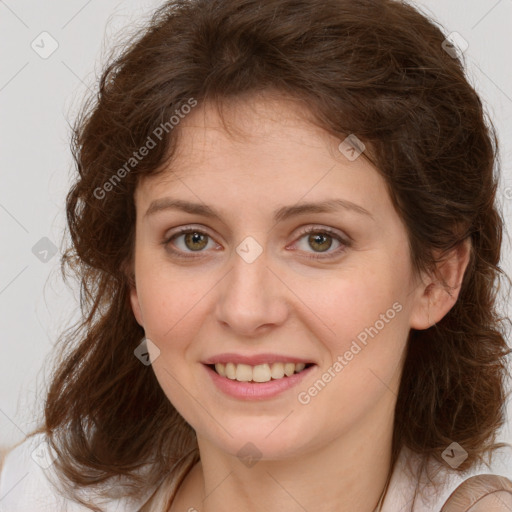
[199,420,314,461]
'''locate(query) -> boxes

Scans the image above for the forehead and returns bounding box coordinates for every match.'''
[134,94,390,223]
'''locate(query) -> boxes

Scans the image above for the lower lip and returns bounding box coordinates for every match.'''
[203,364,316,400]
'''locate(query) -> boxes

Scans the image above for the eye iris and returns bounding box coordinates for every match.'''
[309,233,332,252]
[184,232,208,251]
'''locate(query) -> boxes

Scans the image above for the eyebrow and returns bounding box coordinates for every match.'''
[144,197,374,222]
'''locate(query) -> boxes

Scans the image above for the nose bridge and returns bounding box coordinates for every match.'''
[215,236,287,333]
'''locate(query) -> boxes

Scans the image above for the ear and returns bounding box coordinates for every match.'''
[122,260,144,328]
[409,238,472,330]
[129,283,144,328]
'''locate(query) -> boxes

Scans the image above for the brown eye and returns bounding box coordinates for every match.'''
[292,226,351,261]
[163,228,216,258]
[307,232,333,253]
[183,231,208,251]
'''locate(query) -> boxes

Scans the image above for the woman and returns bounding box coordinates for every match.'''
[1,0,511,510]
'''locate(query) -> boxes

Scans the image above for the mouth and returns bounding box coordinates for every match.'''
[206,362,315,383]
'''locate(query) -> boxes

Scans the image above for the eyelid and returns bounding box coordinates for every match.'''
[163,224,217,241]
[292,224,352,244]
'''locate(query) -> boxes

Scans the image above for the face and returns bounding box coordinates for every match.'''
[129,93,427,460]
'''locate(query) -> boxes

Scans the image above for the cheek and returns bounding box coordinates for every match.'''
[302,261,407,356]
[135,258,208,342]
[136,268,207,409]
[295,267,409,432]
[298,264,410,410]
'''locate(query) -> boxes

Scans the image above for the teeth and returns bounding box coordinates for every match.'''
[253,363,271,383]
[225,362,236,379]
[216,363,226,377]
[236,364,253,382]
[284,362,295,376]
[214,362,308,382]
[270,362,285,379]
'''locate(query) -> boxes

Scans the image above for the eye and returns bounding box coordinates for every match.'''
[291,226,350,260]
[162,225,350,261]
[162,227,218,258]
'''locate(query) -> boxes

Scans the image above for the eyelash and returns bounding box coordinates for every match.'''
[162,225,351,261]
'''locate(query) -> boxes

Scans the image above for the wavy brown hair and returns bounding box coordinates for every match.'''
[27,0,511,510]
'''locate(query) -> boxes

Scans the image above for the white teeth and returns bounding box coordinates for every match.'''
[213,362,309,382]
[215,363,226,377]
[253,364,271,383]
[225,362,236,379]
[270,362,285,379]
[284,363,295,376]
[235,364,253,382]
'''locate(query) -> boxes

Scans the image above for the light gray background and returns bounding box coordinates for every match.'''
[1,0,511,453]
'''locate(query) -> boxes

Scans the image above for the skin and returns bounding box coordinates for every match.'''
[128,92,471,512]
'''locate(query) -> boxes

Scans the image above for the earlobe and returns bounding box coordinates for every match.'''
[409,238,472,331]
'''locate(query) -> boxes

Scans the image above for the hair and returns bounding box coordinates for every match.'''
[27,0,511,510]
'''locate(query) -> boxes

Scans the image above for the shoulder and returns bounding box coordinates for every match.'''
[0,433,148,512]
[441,474,512,511]
[382,444,512,512]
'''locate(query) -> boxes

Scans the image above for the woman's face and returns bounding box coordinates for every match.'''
[129,94,428,460]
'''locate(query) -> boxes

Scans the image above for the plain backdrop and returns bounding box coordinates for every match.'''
[1,0,511,454]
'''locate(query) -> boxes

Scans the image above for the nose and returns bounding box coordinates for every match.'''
[214,241,289,337]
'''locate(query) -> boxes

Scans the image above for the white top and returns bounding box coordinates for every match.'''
[1,433,512,511]
[381,441,512,511]
[0,434,148,512]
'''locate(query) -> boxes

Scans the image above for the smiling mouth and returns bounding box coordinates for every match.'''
[207,362,315,383]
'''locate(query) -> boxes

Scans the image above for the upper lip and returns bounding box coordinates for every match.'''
[202,353,315,366]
